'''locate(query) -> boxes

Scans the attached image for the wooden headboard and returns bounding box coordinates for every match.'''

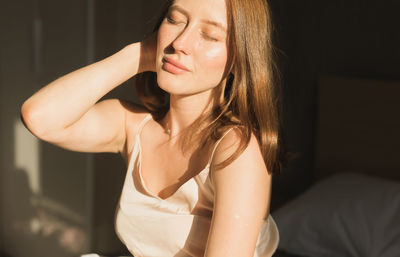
[314,77,400,182]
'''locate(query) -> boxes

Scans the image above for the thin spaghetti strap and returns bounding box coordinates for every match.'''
[136,114,152,137]
[207,127,234,165]
[126,114,152,171]
[128,114,151,154]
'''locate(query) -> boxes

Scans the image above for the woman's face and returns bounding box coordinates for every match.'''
[156,0,228,97]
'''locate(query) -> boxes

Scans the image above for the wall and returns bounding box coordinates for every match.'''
[0,1,166,256]
[0,0,91,256]
[269,0,400,209]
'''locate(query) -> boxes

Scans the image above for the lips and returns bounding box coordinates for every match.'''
[162,57,190,74]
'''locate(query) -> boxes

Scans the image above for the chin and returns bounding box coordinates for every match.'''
[156,64,196,91]
[156,71,188,95]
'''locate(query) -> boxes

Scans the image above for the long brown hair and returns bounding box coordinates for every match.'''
[136,0,284,174]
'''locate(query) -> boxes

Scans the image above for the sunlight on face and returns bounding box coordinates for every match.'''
[156,0,228,97]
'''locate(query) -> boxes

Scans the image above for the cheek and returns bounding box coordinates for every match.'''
[200,46,227,72]
[156,26,171,70]
[194,45,228,89]
[157,26,168,54]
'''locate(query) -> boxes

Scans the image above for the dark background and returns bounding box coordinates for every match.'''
[0,0,398,256]
[270,0,399,210]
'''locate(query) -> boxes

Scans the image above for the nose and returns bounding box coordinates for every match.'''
[171,26,195,55]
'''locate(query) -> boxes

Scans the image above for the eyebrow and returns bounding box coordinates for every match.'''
[169,5,227,32]
[201,19,227,32]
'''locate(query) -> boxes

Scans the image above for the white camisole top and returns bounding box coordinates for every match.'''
[115,114,279,257]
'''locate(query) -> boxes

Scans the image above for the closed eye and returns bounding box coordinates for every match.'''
[166,17,177,24]
[201,32,218,42]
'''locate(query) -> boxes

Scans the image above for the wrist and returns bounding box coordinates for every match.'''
[119,42,142,75]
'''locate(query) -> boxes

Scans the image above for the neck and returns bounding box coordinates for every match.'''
[164,89,219,137]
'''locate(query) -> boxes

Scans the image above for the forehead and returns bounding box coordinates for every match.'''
[171,0,228,26]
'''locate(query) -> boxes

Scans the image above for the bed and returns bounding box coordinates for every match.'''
[271,77,400,257]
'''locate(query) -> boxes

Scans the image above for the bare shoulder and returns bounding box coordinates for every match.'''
[210,127,271,202]
[211,128,272,209]
[118,99,149,126]
[205,129,272,256]
[117,99,150,160]
[99,98,149,133]
[211,128,268,175]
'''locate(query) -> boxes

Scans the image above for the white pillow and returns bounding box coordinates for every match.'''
[272,172,400,257]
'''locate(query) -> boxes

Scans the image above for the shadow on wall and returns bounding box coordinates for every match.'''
[4,168,87,256]
[1,118,89,257]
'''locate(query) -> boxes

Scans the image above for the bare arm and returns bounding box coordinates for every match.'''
[205,131,272,257]
[21,36,156,154]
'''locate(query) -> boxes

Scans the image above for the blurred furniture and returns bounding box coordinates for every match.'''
[271,77,400,257]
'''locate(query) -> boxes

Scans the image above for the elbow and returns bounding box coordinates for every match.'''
[20,100,49,140]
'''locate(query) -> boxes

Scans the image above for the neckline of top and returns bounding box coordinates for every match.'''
[135,135,210,201]
[133,114,209,201]
[131,114,233,201]
[134,114,233,166]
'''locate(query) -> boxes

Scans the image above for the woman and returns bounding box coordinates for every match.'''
[21,0,283,256]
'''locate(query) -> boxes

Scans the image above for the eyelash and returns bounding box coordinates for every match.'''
[166,17,178,24]
[202,33,218,42]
